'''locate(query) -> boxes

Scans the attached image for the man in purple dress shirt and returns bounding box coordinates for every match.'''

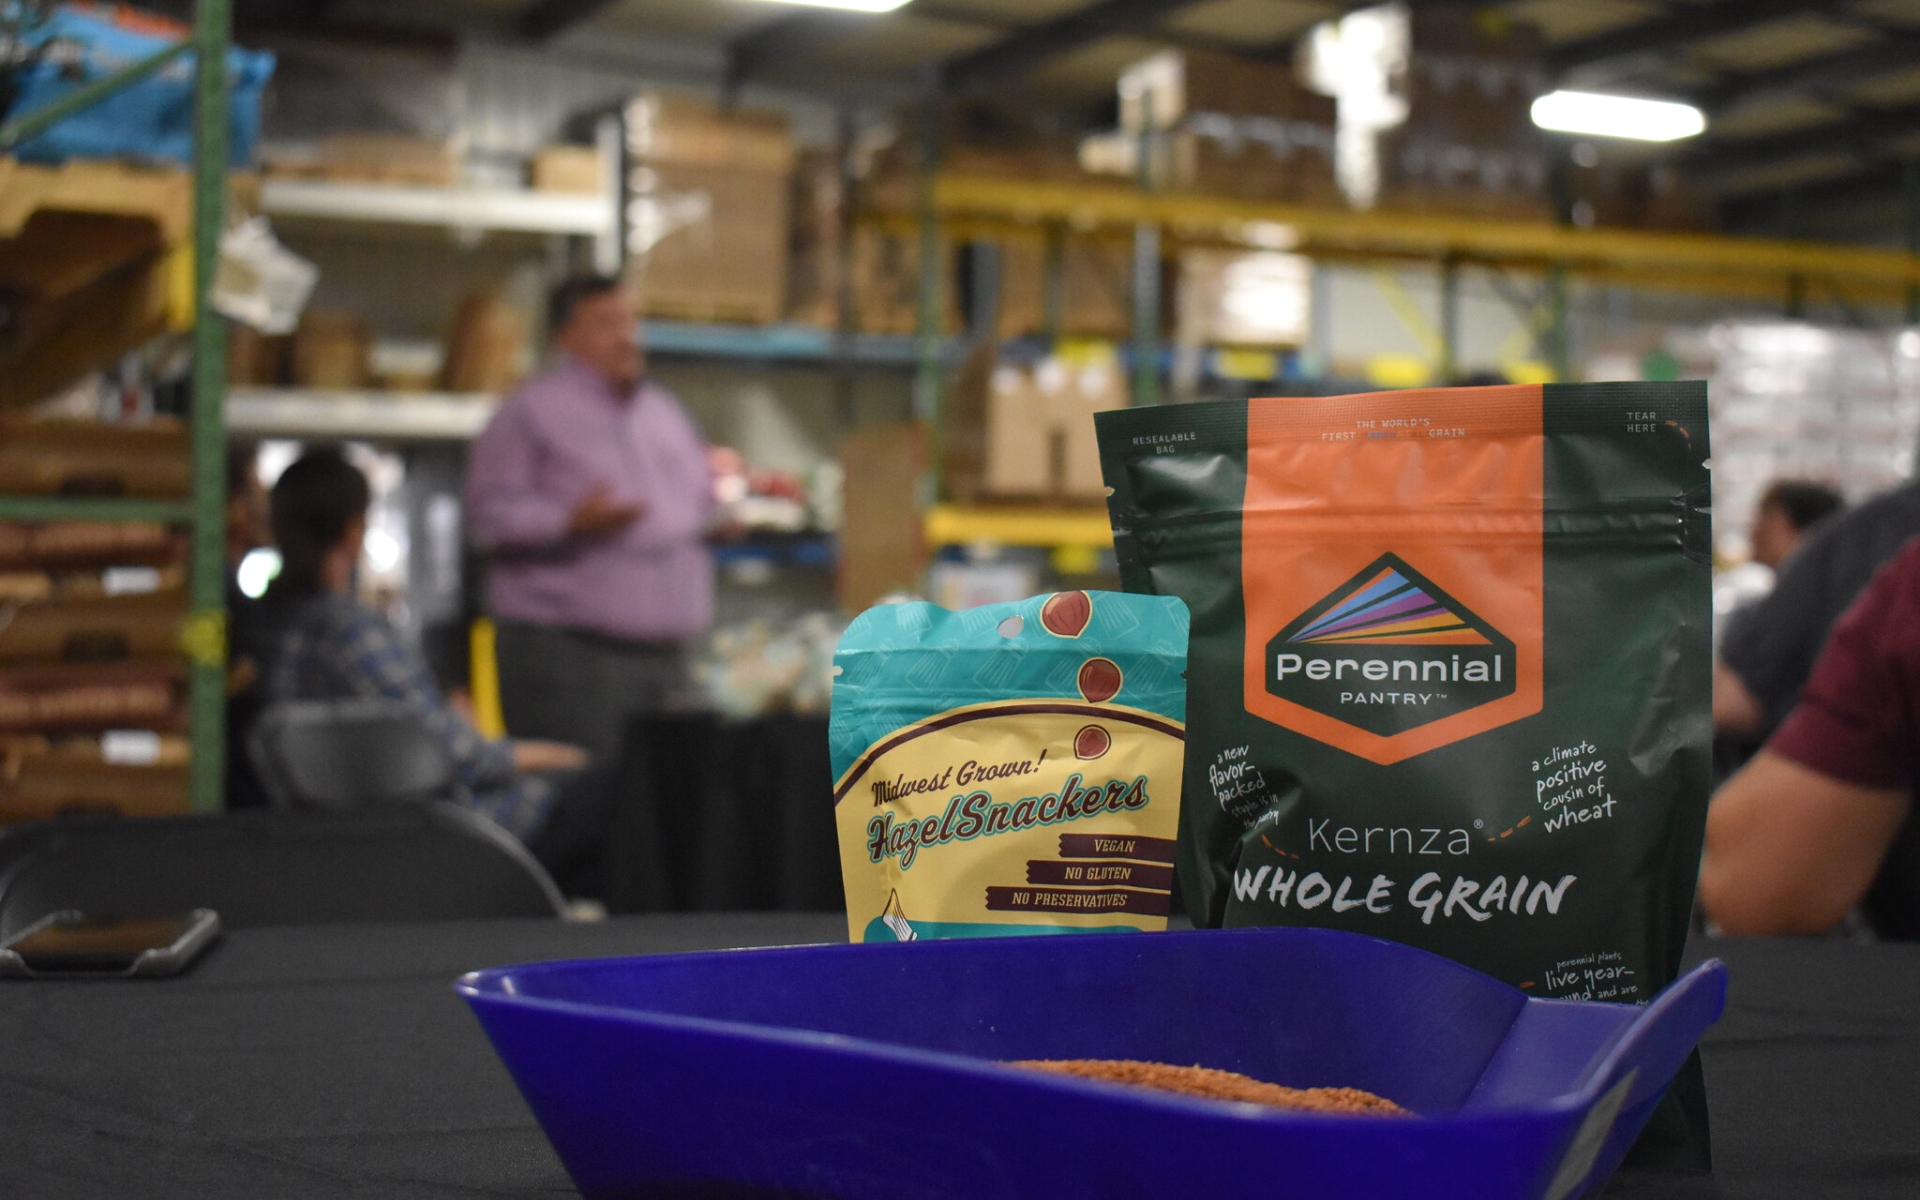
[465,276,715,768]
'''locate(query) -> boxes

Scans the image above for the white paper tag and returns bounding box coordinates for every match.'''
[101,730,163,766]
[102,567,162,596]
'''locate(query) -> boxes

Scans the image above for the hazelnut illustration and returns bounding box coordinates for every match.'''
[1077,657,1123,704]
[1039,590,1092,638]
[1074,725,1112,759]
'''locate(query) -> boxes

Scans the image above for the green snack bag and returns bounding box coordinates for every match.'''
[830,591,1190,943]
[1094,383,1711,1000]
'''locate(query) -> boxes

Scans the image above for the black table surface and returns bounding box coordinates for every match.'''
[2,916,1915,1199]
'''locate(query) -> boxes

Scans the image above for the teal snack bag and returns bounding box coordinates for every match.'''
[831,591,1190,943]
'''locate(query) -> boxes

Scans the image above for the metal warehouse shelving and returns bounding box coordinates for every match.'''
[258,176,621,266]
[226,386,500,441]
[0,0,233,813]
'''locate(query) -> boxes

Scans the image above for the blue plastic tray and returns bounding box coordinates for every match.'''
[458,927,1725,1200]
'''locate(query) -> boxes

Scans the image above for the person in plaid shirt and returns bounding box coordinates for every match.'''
[262,451,585,841]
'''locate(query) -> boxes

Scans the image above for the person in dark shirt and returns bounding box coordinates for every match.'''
[260,450,584,840]
[1746,479,1843,571]
[1710,479,1846,784]
[1716,479,1920,738]
[1701,535,1920,938]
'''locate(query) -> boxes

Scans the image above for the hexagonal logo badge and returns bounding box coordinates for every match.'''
[1265,553,1517,737]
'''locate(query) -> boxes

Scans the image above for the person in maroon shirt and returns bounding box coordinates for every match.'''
[1701,536,1920,938]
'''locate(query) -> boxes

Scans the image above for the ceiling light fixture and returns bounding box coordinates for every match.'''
[1530,91,1705,142]
[748,0,911,11]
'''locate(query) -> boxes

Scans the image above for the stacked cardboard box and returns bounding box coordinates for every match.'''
[787,150,953,337]
[440,291,526,393]
[623,94,795,326]
[1569,161,1714,232]
[0,520,193,823]
[290,310,370,389]
[1379,9,1553,221]
[261,134,460,187]
[1151,50,1342,206]
[529,145,604,195]
[989,234,1136,342]
[0,735,191,824]
[786,150,844,330]
[947,353,1127,503]
[1177,249,1313,348]
[0,418,189,498]
[837,423,926,613]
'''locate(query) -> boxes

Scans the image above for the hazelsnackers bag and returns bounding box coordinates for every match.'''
[831,591,1189,942]
[1096,383,1711,996]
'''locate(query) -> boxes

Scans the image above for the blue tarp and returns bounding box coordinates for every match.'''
[5,4,274,166]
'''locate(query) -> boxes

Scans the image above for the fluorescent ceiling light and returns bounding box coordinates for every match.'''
[1530,90,1705,142]
[748,0,910,11]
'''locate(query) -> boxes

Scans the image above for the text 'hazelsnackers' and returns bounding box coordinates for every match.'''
[831,591,1190,942]
[1094,383,1712,1004]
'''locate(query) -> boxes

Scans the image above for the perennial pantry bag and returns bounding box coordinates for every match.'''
[1095,383,1712,1006]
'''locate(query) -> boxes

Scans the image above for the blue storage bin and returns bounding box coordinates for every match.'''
[459,927,1725,1200]
[6,5,273,166]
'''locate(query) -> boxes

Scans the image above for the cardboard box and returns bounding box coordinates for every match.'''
[787,150,845,330]
[1379,8,1553,220]
[441,291,526,394]
[264,134,459,187]
[1059,236,1133,340]
[982,358,1127,500]
[623,95,795,326]
[0,521,181,570]
[0,658,186,734]
[1173,128,1343,207]
[0,418,190,498]
[228,324,289,386]
[848,225,956,337]
[0,740,189,823]
[1571,162,1714,232]
[531,145,603,194]
[1106,49,1341,205]
[976,233,1143,342]
[940,341,997,505]
[1177,249,1313,348]
[837,423,925,614]
[625,94,795,174]
[629,162,791,325]
[0,590,186,664]
[991,234,1048,341]
[291,310,369,389]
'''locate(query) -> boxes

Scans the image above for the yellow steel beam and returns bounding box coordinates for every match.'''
[925,504,1114,550]
[925,175,1920,292]
[1369,268,1445,363]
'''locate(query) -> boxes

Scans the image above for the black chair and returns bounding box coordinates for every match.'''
[0,804,567,940]
[249,698,464,811]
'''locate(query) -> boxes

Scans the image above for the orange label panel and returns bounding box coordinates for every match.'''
[1241,385,1545,764]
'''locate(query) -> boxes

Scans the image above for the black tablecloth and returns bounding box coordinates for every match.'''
[1,917,1915,1199]
[601,716,843,914]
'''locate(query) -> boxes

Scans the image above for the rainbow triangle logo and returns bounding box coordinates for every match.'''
[1287,562,1490,646]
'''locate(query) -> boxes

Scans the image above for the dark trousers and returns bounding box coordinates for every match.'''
[496,619,699,898]
[494,619,697,767]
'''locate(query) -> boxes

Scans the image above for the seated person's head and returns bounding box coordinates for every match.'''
[1751,480,1842,570]
[267,450,370,604]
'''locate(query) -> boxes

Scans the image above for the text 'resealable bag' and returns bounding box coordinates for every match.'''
[1095,383,1711,1003]
[831,591,1189,942]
